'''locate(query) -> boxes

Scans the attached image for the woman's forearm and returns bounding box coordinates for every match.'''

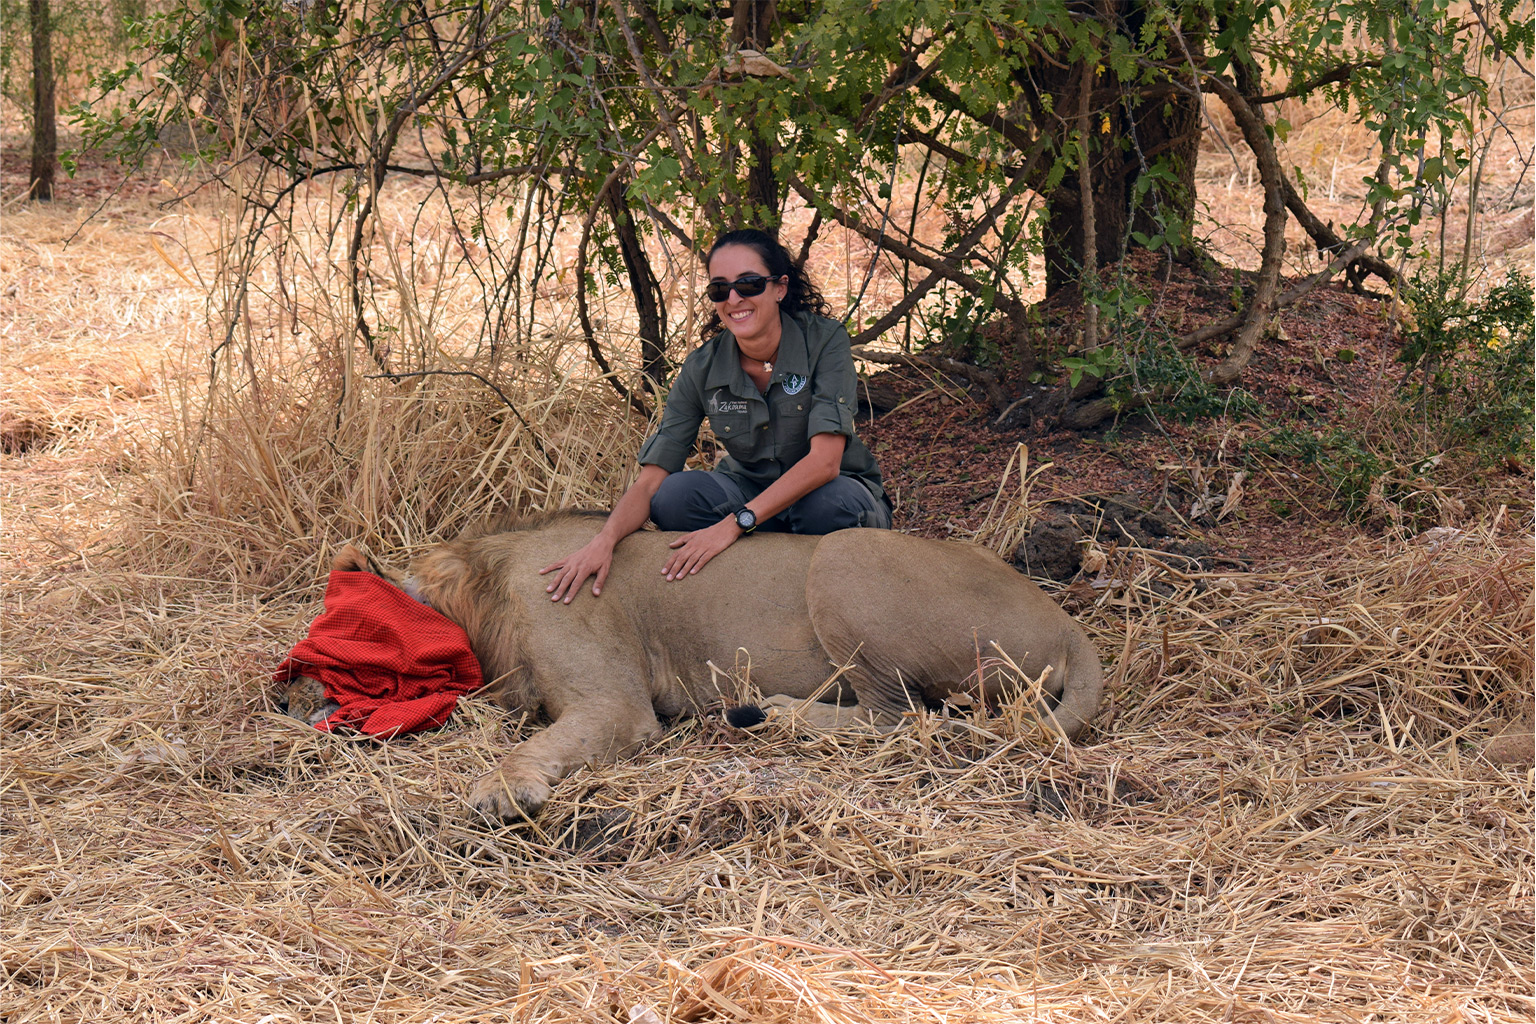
[739,433,846,524]
[599,463,670,543]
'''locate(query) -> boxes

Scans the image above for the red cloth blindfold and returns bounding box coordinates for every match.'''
[274,570,483,737]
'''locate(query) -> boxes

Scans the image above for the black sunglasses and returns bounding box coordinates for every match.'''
[706,273,782,302]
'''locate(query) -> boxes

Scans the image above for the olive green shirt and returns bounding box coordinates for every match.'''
[637,310,885,503]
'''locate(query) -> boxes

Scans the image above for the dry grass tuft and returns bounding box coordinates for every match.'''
[129,347,649,589]
[968,442,1055,561]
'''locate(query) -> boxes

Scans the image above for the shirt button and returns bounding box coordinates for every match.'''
[723,426,731,432]
[837,396,845,403]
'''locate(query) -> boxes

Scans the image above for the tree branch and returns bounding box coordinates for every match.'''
[787,175,1006,314]
[848,266,943,346]
[1076,52,1099,354]
[575,166,654,420]
[1279,176,1398,286]
[640,201,698,255]
[902,126,1038,180]
[1251,60,1380,104]
[1177,237,1375,352]
[788,135,1051,328]
[1467,0,1533,76]
[1197,74,1288,385]
[849,346,1007,409]
[345,9,517,374]
[852,32,945,129]
[915,77,1038,156]
[605,0,700,183]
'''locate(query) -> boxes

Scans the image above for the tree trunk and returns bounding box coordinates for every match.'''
[1043,115,1128,297]
[1039,2,1203,297]
[1042,96,1203,298]
[605,184,669,391]
[731,0,779,222]
[29,0,56,202]
[1127,83,1202,247]
[1202,74,1286,385]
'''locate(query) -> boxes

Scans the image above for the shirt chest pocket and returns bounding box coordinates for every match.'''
[769,395,812,456]
[706,409,755,458]
[772,394,811,425]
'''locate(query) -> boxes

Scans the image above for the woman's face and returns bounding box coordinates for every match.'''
[707,244,788,349]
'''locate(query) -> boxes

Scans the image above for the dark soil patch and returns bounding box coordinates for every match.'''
[860,254,1533,572]
[2,135,183,206]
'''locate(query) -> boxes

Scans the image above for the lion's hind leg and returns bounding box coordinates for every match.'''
[803,530,1104,741]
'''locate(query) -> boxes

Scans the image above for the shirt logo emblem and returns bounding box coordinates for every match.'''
[782,373,808,395]
[709,391,749,415]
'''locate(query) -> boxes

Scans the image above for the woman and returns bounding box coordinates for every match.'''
[542,228,890,603]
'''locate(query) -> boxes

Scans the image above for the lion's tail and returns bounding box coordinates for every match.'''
[724,705,769,730]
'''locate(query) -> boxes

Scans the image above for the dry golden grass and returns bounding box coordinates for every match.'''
[3,67,1533,1017]
[2,185,207,577]
[1,164,662,588]
[3,513,1531,1022]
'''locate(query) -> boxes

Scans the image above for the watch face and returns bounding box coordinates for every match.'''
[736,509,756,531]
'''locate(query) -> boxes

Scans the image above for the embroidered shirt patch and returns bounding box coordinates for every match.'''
[709,391,750,415]
[782,373,808,395]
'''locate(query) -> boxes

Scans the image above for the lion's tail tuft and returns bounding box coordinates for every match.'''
[724,704,768,730]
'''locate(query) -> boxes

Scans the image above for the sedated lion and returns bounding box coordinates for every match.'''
[282,513,1105,821]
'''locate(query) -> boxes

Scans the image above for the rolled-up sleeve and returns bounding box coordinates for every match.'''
[636,370,704,472]
[806,324,858,437]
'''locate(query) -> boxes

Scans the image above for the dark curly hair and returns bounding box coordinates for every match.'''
[698,228,832,343]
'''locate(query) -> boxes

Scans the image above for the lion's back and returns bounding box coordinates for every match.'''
[605,529,829,697]
[429,519,830,705]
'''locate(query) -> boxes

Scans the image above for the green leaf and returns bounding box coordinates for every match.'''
[652,154,682,183]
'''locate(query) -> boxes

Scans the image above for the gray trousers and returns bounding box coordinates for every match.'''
[649,470,891,534]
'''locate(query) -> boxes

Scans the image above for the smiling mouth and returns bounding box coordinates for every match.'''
[729,310,752,321]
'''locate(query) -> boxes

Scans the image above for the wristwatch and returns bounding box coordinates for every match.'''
[732,507,758,533]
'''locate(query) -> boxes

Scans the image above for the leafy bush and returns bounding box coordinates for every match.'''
[1242,270,1533,528]
[1247,426,1395,519]
[1398,269,1534,465]
[1115,333,1265,423]
[1070,280,1266,424]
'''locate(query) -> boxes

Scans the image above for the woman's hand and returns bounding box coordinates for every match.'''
[662,518,743,581]
[540,464,671,603]
[539,536,617,603]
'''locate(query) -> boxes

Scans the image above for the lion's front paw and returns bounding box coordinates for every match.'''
[468,770,552,822]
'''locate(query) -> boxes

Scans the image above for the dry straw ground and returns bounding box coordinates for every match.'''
[3,99,1534,1022]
